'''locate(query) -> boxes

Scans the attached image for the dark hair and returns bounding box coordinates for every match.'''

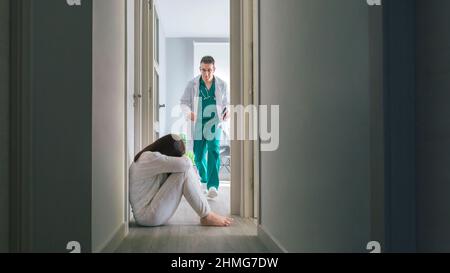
[200,56,215,65]
[134,134,186,162]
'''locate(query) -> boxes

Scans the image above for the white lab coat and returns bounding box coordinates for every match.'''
[180,75,230,143]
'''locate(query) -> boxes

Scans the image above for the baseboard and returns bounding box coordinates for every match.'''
[97,223,127,253]
[257,225,288,253]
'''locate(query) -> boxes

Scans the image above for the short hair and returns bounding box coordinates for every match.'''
[200,56,215,65]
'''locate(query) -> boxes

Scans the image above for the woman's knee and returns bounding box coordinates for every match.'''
[185,165,200,181]
[166,172,187,188]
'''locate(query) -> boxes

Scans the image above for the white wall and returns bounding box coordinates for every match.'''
[157,0,229,38]
[92,0,126,253]
[259,0,371,252]
[0,0,10,253]
[193,42,230,84]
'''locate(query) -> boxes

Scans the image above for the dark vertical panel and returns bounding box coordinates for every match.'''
[369,5,385,247]
[31,0,92,252]
[10,0,33,252]
[416,0,450,252]
[383,0,417,252]
[0,0,10,253]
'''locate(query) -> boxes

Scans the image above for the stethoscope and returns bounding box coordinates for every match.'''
[199,87,209,100]
[199,81,215,101]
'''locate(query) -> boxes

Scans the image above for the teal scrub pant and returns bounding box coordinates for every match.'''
[194,126,222,191]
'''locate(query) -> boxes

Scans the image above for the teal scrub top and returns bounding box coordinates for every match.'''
[198,77,218,124]
[195,77,221,140]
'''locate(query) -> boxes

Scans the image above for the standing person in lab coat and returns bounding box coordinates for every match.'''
[129,134,233,227]
[180,56,230,200]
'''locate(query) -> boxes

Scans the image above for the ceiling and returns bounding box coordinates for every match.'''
[156,0,230,38]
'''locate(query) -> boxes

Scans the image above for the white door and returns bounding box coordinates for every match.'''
[133,0,142,156]
[141,0,160,145]
[125,0,142,226]
[153,7,164,140]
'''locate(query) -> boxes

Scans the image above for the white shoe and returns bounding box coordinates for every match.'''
[207,187,218,199]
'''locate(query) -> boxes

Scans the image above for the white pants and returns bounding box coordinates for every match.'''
[136,165,211,227]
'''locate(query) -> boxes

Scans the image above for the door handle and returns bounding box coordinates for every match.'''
[133,94,142,99]
[159,104,166,108]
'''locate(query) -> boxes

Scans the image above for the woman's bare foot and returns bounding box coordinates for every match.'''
[201,212,234,227]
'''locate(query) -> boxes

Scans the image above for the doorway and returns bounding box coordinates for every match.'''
[125,0,260,231]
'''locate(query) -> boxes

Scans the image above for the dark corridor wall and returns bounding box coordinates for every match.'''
[11,0,93,252]
[385,0,450,252]
[260,0,373,252]
[383,0,417,252]
[416,0,450,252]
[0,0,10,253]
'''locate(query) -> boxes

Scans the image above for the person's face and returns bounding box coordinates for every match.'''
[200,63,215,82]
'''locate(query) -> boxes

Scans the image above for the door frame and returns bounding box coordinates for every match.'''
[230,0,260,218]
[152,4,162,140]
[141,0,161,145]
[125,0,138,237]
[133,0,143,158]
[141,0,153,147]
[125,0,156,226]
[252,0,261,222]
[125,0,145,227]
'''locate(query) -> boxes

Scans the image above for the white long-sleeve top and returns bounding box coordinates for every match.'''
[129,151,192,218]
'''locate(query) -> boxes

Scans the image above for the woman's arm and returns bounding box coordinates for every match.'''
[158,154,192,174]
[139,153,191,175]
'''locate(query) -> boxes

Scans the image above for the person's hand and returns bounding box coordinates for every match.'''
[190,112,196,122]
[222,110,229,121]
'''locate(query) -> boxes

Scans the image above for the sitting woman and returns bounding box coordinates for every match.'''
[129,134,233,227]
